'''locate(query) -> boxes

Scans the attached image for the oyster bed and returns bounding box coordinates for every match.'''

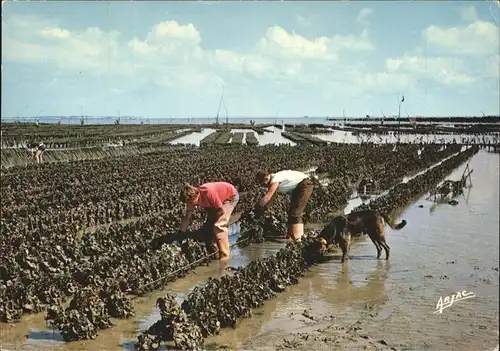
[135,237,323,351]
[0,139,467,345]
[353,146,479,214]
[133,147,478,350]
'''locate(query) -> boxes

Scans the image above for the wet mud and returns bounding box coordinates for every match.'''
[1,151,498,351]
[232,150,500,351]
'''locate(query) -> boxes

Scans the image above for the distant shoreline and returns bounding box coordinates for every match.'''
[2,115,499,119]
[1,115,499,125]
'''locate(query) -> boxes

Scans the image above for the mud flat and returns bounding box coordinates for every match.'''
[236,150,499,351]
[1,137,497,351]
[125,147,490,350]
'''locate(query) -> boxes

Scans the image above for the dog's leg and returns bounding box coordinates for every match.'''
[367,234,382,259]
[338,237,348,263]
[376,223,391,260]
[379,237,390,260]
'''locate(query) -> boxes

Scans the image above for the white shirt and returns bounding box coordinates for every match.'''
[270,170,308,194]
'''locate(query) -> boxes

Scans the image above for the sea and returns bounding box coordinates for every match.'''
[2,116,497,126]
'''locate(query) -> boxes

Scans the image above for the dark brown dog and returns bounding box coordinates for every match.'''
[316,209,407,262]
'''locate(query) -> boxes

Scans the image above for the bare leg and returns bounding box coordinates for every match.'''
[35,150,42,164]
[345,233,351,261]
[30,150,36,163]
[338,238,349,263]
[291,223,304,241]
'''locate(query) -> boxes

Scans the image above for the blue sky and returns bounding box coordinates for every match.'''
[2,1,499,118]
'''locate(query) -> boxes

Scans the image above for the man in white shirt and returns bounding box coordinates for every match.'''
[255,169,314,241]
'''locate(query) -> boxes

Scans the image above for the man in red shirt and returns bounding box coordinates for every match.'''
[180,182,239,260]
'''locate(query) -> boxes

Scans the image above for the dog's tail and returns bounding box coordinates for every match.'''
[382,213,407,230]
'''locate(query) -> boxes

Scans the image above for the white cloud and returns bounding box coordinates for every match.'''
[39,27,70,39]
[2,13,373,87]
[212,48,302,81]
[210,25,373,83]
[128,21,203,61]
[386,55,476,85]
[152,21,200,42]
[3,17,130,75]
[320,68,412,97]
[423,20,499,56]
[128,38,153,55]
[257,26,336,60]
[356,8,373,26]
[2,11,493,106]
[256,26,373,61]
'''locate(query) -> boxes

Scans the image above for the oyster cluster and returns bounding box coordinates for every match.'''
[353,146,479,216]
[135,237,322,350]
[136,294,204,351]
[237,207,287,245]
[45,287,112,341]
[1,128,470,345]
[133,146,480,351]
[41,235,210,340]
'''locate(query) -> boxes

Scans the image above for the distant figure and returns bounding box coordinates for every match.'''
[26,141,46,164]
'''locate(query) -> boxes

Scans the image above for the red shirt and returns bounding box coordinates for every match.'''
[191,182,237,209]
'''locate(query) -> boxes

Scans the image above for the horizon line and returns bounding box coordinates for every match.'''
[2,115,499,119]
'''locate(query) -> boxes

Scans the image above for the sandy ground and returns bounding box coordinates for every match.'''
[239,308,400,351]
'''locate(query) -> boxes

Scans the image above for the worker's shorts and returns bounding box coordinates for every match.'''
[288,179,314,225]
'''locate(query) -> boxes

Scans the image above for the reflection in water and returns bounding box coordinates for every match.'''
[168,126,497,147]
[168,126,296,146]
[24,329,65,350]
[170,128,216,146]
[256,126,296,146]
[132,242,284,340]
[313,260,389,307]
[341,147,457,215]
[211,260,390,349]
[316,130,499,145]
[400,148,465,183]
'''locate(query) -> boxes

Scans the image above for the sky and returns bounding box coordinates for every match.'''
[1,1,500,119]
